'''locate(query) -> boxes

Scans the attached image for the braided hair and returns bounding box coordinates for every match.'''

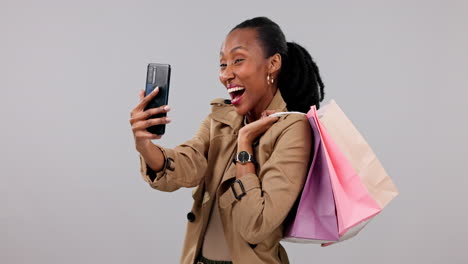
[231,17,325,111]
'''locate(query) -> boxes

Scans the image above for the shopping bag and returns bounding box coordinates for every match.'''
[283,112,339,243]
[317,100,399,209]
[280,100,395,245]
[310,106,382,238]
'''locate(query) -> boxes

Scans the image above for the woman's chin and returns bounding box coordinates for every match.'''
[233,104,249,117]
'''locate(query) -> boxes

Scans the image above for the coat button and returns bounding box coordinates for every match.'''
[187,212,196,222]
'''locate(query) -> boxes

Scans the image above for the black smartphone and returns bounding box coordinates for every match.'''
[144,63,171,135]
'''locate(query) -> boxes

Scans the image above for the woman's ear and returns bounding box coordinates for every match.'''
[268,53,282,76]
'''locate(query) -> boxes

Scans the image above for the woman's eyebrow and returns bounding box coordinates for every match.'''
[220,46,248,56]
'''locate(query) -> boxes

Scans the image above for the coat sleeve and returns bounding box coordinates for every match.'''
[231,115,312,244]
[139,116,211,192]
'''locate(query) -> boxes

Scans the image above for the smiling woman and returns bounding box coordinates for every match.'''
[130,16,325,264]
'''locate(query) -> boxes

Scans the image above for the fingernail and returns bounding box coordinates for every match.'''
[164,105,171,111]
[153,86,159,92]
[166,117,171,123]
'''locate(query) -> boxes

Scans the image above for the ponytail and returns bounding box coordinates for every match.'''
[231,17,325,113]
[279,42,325,112]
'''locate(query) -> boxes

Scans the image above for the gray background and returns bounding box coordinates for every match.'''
[2,0,467,263]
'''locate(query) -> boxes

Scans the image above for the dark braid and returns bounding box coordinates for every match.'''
[231,17,325,112]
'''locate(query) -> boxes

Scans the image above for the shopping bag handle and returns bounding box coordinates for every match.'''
[268,100,335,119]
[268,111,305,118]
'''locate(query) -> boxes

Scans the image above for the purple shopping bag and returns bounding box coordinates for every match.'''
[283,114,339,243]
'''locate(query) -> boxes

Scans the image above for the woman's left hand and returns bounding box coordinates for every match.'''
[238,110,279,144]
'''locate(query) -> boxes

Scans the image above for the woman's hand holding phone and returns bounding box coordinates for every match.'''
[129,87,171,153]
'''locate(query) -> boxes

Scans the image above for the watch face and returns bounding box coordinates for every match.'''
[238,151,250,163]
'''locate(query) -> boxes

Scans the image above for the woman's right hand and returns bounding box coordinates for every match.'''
[129,87,171,153]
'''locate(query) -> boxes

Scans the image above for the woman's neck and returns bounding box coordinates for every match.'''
[246,87,277,123]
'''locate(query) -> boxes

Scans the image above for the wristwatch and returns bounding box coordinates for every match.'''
[235,151,256,164]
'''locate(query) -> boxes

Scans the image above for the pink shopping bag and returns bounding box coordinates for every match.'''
[309,106,382,237]
[317,100,399,209]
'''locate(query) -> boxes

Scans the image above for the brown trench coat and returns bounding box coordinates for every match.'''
[139,90,312,264]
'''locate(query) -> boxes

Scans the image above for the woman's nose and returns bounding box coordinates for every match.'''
[219,66,235,85]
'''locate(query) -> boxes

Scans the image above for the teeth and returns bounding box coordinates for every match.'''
[227,87,245,93]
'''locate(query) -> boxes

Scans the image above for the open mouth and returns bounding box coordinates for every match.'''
[227,86,245,105]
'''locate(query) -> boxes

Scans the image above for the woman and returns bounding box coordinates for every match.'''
[130,17,325,264]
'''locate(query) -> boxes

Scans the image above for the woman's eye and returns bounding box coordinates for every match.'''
[219,59,243,68]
